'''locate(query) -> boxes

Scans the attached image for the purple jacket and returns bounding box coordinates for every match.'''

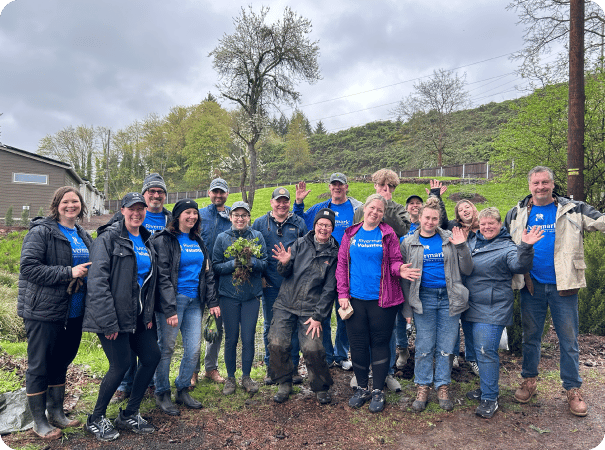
[336,222,405,308]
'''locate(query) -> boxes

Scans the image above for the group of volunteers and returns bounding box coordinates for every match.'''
[18,165,604,442]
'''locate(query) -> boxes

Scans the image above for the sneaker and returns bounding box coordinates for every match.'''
[385,374,402,392]
[316,391,331,404]
[412,385,430,412]
[339,360,353,371]
[348,387,372,408]
[469,360,480,377]
[476,399,499,419]
[566,388,588,417]
[514,377,537,403]
[204,369,225,384]
[241,376,259,394]
[350,374,358,389]
[114,409,154,434]
[466,388,481,401]
[437,385,453,411]
[452,356,459,368]
[368,389,385,413]
[85,414,120,441]
[292,367,303,385]
[396,347,409,369]
[223,377,237,395]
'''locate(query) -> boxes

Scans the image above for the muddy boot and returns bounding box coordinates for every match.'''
[273,382,292,403]
[175,388,202,409]
[28,392,62,439]
[437,384,453,411]
[155,391,180,416]
[514,377,537,403]
[412,385,430,412]
[292,367,303,385]
[46,385,79,428]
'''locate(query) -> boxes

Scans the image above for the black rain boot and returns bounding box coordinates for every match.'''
[175,388,202,409]
[47,385,79,428]
[28,392,62,439]
[154,391,180,416]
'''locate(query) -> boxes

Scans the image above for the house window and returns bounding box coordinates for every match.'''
[13,173,49,184]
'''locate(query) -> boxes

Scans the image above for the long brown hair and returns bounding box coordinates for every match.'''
[48,186,87,221]
[454,199,479,232]
[167,214,201,240]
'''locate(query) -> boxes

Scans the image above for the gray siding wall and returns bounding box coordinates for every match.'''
[0,151,67,221]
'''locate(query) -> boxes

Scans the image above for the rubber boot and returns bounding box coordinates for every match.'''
[46,385,79,428]
[175,388,202,409]
[154,391,180,416]
[28,392,62,439]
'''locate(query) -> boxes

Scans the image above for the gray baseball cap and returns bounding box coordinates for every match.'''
[271,187,290,200]
[230,201,250,213]
[329,173,347,184]
[209,178,229,192]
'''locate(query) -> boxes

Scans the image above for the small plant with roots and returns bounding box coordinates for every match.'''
[224,237,263,286]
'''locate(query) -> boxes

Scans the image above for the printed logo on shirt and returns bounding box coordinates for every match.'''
[423,245,430,250]
[180,242,202,253]
[536,214,544,221]
[424,251,444,262]
[334,211,339,217]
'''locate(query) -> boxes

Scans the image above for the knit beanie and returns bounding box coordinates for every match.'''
[172,198,199,220]
[313,208,336,229]
[141,173,167,194]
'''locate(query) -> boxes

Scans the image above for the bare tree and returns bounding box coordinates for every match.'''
[38,125,99,180]
[209,5,321,208]
[392,69,470,166]
[507,0,605,87]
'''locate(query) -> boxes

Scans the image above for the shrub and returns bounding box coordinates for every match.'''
[0,231,25,273]
[20,208,29,227]
[0,271,25,342]
[4,206,13,226]
[579,232,605,335]
[37,207,45,217]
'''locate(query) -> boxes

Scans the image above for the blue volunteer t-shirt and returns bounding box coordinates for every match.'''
[401,222,418,243]
[349,227,383,300]
[331,200,354,244]
[419,234,446,288]
[177,233,204,298]
[128,232,151,287]
[528,203,557,284]
[57,223,89,318]
[142,211,166,234]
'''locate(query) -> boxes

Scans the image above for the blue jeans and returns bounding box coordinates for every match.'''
[323,303,350,364]
[461,319,475,362]
[468,322,504,401]
[155,294,202,394]
[262,287,299,368]
[520,280,582,390]
[413,287,461,387]
[221,295,260,378]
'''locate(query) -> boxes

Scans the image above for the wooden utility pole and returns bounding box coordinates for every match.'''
[567,0,585,200]
[104,129,110,196]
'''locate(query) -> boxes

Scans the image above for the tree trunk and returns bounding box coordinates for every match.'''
[240,156,248,204]
[247,141,258,209]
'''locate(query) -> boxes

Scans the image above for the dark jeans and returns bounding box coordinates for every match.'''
[220,295,260,378]
[24,317,83,394]
[268,308,333,392]
[262,286,299,368]
[92,320,160,420]
[322,303,350,364]
[345,298,397,391]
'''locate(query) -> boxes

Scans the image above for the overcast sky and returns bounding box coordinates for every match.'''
[1,0,604,152]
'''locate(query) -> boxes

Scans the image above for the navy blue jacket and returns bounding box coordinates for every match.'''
[462,227,534,326]
[251,212,307,290]
[212,227,268,300]
[199,204,231,253]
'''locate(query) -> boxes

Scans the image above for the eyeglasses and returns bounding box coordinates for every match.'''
[316,223,332,229]
[232,214,249,219]
[147,189,165,196]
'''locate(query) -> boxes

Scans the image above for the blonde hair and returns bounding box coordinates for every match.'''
[364,193,388,210]
[371,169,400,187]
[478,207,501,223]
[418,196,442,220]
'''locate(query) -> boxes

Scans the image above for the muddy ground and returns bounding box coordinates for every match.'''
[2,326,605,450]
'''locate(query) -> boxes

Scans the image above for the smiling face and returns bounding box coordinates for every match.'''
[457,201,476,224]
[314,218,333,243]
[479,216,502,240]
[271,197,291,221]
[529,171,555,206]
[363,199,385,227]
[57,191,82,225]
[208,188,228,210]
[420,207,440,236]
[230,208,250,230]
[143,188,166,213]
[178,208,199,234]
[406,198,423,221]
[329,181,348,204]
[374,183,395,201]
[122,203,147,234]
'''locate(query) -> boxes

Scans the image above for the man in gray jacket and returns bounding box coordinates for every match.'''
[505,166,605,417]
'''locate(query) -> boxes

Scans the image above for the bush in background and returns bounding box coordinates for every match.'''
[37,207,45,217]
[20,208,29,227]
[0,271,25,342]
[4,206,13,226]
[579,232,605,335]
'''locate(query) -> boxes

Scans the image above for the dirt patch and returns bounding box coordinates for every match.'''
[2,327,605,450]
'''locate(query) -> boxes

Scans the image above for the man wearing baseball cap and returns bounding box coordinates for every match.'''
[252,187,307,385]
[192,178,233,386]
[294,173,363,371]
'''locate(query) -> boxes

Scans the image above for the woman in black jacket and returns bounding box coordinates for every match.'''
[18,186,92,439]
[83,192,167,441]
[152,199,219,415]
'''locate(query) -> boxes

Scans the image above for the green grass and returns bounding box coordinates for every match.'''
[0,368,22,392]
[0,231,26,273]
